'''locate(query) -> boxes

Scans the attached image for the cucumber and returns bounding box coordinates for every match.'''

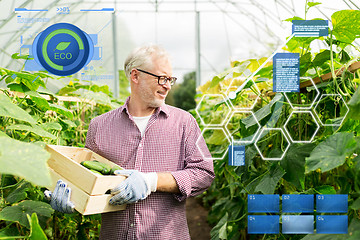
[81,161,110,175]
[89,169,103,175]
[81,160,104,173]
[93,161,111,175]
[110,165,124,175]
[81,160,121,175]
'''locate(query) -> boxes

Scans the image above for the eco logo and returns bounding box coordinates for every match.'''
[32,23,93,76]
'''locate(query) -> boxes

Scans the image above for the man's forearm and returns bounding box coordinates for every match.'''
[156,172,180,193]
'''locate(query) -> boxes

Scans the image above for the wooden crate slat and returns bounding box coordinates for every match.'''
[47,168,126,215]
[46,145,126,195]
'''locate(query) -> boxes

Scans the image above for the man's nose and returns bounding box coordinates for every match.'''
[163,80,172,90]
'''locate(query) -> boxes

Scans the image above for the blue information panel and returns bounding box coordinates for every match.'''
[282,215,314,234]
[273,53,300,93]
[282,194,314,213]
[248,215,280,234]
[316,195,348,213]
[292,20,329,37]
[316,215,348,234]
[248,194,279,213]
[228,145,245,166]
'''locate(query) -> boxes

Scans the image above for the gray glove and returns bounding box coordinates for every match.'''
[109,170,157,205]
[44,180,75,213]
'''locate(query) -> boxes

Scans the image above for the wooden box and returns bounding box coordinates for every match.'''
[45,145,127,215]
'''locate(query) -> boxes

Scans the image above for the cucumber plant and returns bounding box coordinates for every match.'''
[196,8,360,240]
[0,58,123,239]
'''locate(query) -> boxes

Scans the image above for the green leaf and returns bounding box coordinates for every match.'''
[7,83,29,93]
[332,10,360,43]
[5,182,32,204]
[59,119,77,128]
[37,88,57,99]
[242,93,283,128]
[348,218,360,240]
[26,91,50,111]
[54,42,71,51]
[339,49,350,63]
[0,227,23,239]
[206,129,228,145]
[210,213,228,240]
[49,103,73,119]
[353,155,360,172]
[0,94,36,124]
[284,16,304,22]
[27,213,48,240]
[285,37,318,52]
[0,137,51,186]
[14,72,45,91]
[315,185,336,194]
[6,84,49,110]
[306,132,357,173]
[301,234,346,240]
[85,91,112,106]
[312,50,333,67]
[307,2,321,8]
[255,65,272,79]
[11,53,33,60]
[0,200,53,229]
[353,78,360,84]
[57,86,77,95]
[350,197,360,210]
[300,52,312,76]
[348,86,360,120]
[89,84,110,94]
[281,143,316,190]
[241,174,263,194]
[210,69,232,88]
[41,122,62,131]
[0,131,9,138]
[254,164,285,194]
[7,124,56,139]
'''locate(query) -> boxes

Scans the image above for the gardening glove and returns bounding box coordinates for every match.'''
[44,180,75,214]
[109,170,157,205]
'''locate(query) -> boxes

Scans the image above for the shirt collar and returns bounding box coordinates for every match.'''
[120,96,170,118]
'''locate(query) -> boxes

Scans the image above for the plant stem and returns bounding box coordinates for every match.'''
[0,179,24,190]
[329,31,339,92]
[0,174,5,200]
[227,213,246,223]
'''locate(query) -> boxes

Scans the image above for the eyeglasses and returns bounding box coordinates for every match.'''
[136,68,177,86]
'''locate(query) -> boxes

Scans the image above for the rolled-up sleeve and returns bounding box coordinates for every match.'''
[171,115,215,202]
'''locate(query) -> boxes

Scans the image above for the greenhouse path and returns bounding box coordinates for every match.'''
[186,197,212,239]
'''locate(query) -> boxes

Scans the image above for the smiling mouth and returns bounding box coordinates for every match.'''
[157,91,167,98]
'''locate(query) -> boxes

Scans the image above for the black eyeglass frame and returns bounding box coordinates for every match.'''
[136,68,177,86]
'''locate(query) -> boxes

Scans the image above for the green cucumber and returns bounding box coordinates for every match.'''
[89,169,103,175]
[81,160,104,173]
[93,161,112,175]
[110,165,124,175]
[81,160,122,175]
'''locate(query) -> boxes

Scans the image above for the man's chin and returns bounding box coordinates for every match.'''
[149,99,165,108]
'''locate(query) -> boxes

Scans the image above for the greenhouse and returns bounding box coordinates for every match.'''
[0,0,360,239]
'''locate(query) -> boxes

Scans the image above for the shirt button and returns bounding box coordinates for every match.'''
[139,143,142,147]
[130,223,134,227]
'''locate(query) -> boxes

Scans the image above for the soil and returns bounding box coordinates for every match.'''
[186,197,212,240]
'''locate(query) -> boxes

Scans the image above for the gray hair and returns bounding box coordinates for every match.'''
[124,45,170,80]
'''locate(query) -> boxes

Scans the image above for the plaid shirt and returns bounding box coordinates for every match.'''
[85,97,215,240]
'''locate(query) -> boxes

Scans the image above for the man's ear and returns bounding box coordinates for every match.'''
[130,69,139,84]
